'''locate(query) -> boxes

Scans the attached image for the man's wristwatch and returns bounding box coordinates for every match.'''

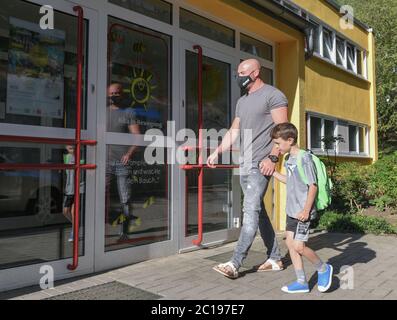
[268,155,279,163]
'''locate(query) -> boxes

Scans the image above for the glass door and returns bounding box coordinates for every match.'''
[0,0,98,291]
[178,39,241,251]
[94,14,177,272]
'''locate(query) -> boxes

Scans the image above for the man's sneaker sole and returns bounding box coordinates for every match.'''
[318,264,334,293]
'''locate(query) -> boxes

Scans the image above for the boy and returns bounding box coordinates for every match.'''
[63,145,75,242]
[271,123,333,293]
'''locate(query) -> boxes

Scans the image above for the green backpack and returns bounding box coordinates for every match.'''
[296,150,333,211]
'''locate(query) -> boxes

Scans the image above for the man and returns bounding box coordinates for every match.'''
[106,83,141,241]
[208,59,289,279]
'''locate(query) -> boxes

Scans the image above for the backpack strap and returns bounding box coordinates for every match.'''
[297,149,309,185]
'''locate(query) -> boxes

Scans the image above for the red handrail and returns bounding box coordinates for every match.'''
[0,163,96,170]
[193,45,203,246]
[0,135,96,145]
[68,5,84,271]
[180,45,238,246]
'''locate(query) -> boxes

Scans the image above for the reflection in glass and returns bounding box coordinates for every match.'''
[310,117,322,149]
[186,51,231,136]
[359,127,365,153]
[0,0,88,129]
[260,66,273,85]
[109,0,172,24]
[0,143,86,270]
[186,170,231,236]
[349,125,357,152]
[240,33,273,61]
[324,120,335,150]
[180,9,235,47]
[107,17,171,135]
[105,145,169,251]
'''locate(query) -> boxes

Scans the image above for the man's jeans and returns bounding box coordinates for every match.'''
[231,166,282,270]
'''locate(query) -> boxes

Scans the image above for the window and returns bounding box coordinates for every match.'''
[105,145,169,251]
[322,27,333,60]
[109,0,172,24]
[260,66,273,85]
[324,119,335,150]
[313,23,321,54]
[357,49,363,76]
[0,0,88,129]
[311,17,367,77]
[180,9,235,47]
[347,43,356,72]
[107,17,171,135]
[359,127,366,153]
[240,33,272,61]
[307,113,369,156]
[349,125,358,152]
[0,142,87,269]
[336,36,345,67]
[310,116,322,149]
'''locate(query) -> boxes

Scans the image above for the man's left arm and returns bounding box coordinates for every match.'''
[259,106,288,175]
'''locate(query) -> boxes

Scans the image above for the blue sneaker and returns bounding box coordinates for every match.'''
[317,264,333,292]
[281,281,310,293]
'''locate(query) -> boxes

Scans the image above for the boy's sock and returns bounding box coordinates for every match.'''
[314,260,327,273]
[295,269,307,284]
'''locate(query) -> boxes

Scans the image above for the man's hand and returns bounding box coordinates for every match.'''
[207,152,219,168]
[297,211,310,222]
[121,153,131,166]
[259,158,276,176]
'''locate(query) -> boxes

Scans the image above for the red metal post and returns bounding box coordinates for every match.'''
[68,5,84,271]
[192,45,203,246]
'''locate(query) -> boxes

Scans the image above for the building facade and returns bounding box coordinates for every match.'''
[0,0,376,291]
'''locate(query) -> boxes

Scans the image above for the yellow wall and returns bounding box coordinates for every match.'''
[305,57,371,126]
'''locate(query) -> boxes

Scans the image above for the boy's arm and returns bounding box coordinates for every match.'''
[273,171,287,184]
[297,184,318,222]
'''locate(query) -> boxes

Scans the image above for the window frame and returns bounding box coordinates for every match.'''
[307,112,370,157]
[309,16,368,80]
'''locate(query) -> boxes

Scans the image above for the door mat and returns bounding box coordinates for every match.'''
[46,281,162,300]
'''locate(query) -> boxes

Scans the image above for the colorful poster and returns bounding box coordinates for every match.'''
[6,17,65,119]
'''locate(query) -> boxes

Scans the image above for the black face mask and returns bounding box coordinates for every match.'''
[109,95,123,106]
[237,74,254,90]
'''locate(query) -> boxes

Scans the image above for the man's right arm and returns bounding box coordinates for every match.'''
[215,117,240,154]
[207,117,240,167]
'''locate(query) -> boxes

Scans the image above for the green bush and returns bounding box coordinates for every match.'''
[315,211,396,235]
[331,162,370,213]
[367,152,397,211]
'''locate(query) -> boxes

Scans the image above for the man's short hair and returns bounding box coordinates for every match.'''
[271,122,298,145]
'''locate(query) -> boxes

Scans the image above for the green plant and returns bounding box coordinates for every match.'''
[331,162,370,213]
[321,134,345,181]
[367,152,397,212]
[316,210,396,235]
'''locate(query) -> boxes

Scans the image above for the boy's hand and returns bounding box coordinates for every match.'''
[297,211,310,222]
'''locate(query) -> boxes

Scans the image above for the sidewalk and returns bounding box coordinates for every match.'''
[2,231,397,300]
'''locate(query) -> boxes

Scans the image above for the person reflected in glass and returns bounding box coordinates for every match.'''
[106,83,141,241]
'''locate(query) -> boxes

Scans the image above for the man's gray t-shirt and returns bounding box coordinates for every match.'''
[235,84,288,169]
[107,107,137,163]
[285,151,318,219]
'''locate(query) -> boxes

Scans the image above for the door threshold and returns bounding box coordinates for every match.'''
[178,239,234,254]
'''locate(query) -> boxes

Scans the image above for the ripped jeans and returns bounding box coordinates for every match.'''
[231,165,282,270]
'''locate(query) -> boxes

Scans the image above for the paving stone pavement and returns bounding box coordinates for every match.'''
[2,231,397,300]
